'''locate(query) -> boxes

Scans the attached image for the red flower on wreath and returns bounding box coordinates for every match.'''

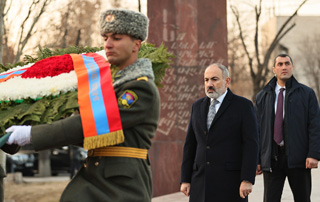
[21,54,74,79]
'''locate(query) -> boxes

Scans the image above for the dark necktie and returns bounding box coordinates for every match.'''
[274,88,285,144]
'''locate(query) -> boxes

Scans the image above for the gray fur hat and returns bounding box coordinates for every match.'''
[100,9,149,41]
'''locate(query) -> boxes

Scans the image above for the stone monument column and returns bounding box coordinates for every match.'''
[147,0,227,196]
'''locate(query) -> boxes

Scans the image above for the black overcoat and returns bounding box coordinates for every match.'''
[181,89,259,202]
[255,76,320,171]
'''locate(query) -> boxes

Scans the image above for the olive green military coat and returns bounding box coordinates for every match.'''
[31,58,160,202]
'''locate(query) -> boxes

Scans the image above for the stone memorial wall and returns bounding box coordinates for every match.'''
[147,0,228,196]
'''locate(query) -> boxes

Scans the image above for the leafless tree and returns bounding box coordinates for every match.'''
[299,35,320,101]
[0,0,54,65]
[138,0,141,12]
[0,0,11,65]
[230,0,308,101]
[0,0,6,172]
[0,0,15,67]
[0,0,6,65]
[44,0,101,49]
[228,20,252,99]
[14,0,53,63]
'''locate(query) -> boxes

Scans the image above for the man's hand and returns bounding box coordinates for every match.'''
[6,125,32,146]
[239,180,252,199]
[180,182,190,197]
[256,164,262,175]
[306,158,318,169]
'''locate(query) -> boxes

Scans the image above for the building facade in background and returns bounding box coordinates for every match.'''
[262,15,320,99]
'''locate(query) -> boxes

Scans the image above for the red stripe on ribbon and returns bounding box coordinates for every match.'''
[85,53,123,133]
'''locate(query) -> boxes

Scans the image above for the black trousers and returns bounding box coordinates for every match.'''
[263,146,311,202]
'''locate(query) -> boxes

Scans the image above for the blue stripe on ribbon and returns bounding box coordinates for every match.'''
[0,70,27,79]
[82,55,110,135]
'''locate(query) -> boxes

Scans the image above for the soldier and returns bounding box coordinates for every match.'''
[5,9,160,202]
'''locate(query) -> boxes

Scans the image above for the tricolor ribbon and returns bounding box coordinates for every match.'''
[70,53,124,150]
[0,68,28,83]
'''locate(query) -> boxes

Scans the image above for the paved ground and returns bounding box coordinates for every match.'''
[152,168,320,202]
[8,168,320,202]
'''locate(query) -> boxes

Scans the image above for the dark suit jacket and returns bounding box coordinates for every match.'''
[181,89,259,202]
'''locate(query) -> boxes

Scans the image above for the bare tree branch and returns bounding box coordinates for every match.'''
[262,23,295,80]
[15,0,52,63]
[3,0,11,16]
[0,0,7,65]
[230,0,308,101]
[262,0,307,70]
[298,35,320,100]
[230,5,254,79]
[254,0,262,68]
[45,0,101,49]
[138,0,141,12]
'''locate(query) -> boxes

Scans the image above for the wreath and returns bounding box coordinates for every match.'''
[0,43,173,136]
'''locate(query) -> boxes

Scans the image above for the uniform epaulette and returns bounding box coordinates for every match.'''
[136,76,148,81]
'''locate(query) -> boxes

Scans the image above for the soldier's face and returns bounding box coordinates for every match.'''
[102,33,141,69]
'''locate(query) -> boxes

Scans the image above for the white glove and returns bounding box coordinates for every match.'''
[6,125,32,146]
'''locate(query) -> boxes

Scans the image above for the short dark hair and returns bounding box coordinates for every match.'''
[273,54,294,67]
[129,35,140,41]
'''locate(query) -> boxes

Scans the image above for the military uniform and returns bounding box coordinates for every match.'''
[0,143,20,202]
[31,58,160,202]
[0,151,5,202]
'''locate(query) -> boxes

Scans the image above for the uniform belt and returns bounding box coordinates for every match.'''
[88,146,148,159]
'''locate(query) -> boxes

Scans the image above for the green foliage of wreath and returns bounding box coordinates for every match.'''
[0,43,173,135]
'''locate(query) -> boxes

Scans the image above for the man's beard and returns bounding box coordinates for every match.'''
[205,86,225,99]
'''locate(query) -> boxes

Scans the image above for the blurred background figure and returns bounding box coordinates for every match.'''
[69,145,82,179]
[0,150,6,202]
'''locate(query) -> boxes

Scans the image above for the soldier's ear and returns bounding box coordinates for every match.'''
[132,39,141,53]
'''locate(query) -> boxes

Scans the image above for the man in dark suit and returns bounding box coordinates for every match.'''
[180,63,259,202]
[255,54,320,202]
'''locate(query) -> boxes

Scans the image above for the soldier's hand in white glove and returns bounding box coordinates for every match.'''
[6,125,32,146]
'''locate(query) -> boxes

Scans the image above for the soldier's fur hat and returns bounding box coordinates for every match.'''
[100,9,149,41]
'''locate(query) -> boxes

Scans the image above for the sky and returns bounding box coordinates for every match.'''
[101,0,147,13]
[101,0,320,26]
[103,0,320,16]
[228,0,320,17]
[226,0,320,30]
[262,0,320,15]
[6,0,320,59]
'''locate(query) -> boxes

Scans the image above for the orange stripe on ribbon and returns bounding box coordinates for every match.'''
[70,54,97,137]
